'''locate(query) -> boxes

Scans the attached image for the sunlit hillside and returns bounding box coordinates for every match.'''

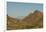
[7,10,43,30]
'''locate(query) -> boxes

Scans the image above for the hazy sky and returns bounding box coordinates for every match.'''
[7,2,43,18]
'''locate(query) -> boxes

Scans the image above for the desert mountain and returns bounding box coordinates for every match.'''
[7,10,43,30]
[22,11,43,28]
[22,11,43,23]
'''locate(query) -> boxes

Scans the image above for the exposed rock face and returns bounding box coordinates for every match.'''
[22,11,43,22]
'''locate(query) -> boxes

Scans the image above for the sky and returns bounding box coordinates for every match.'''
[7,2,43,19]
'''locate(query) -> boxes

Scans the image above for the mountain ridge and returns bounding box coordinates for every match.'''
[7,10,43,30]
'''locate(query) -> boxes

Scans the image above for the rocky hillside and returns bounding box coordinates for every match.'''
[7,10,43,30]
[22,11,43,23]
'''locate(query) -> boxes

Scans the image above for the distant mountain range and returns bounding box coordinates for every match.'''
[7,10,43,30]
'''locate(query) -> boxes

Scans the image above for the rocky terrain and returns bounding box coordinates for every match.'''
[7,10,43,30]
